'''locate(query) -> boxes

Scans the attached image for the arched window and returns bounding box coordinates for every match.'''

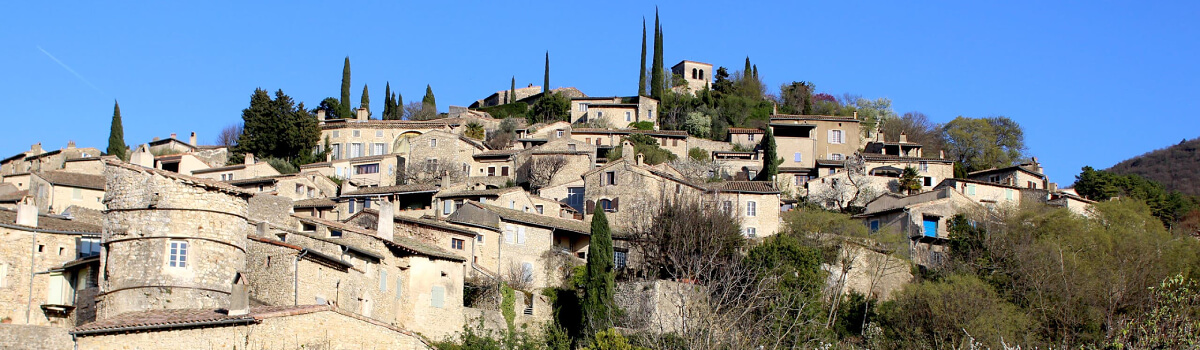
[699,69,705,80]
[691,68,697,79]
[598,199,613,212]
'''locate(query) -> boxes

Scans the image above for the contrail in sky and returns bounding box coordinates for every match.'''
[37,46,105,95]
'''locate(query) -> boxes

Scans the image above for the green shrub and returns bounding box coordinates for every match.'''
[687,147,708,162]
[627,121,654,130]
[263,157,298,174]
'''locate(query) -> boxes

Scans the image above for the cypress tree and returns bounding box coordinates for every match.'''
[583,206,616,334]
[543,51,550,93]
[396,92,404,119]
[106,100,126,160]
[754,127,781,181]
[744,57,752,76]
[753,64,759,79]
[384,83,392,119]
[639,17,647,96]
[509,76,516,104]
[650,8,664,100]
[422,85,436,113]
[360,84,370,117]
[340,57,351,111]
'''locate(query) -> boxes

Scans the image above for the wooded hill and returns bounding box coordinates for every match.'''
[1107,137,1200,196]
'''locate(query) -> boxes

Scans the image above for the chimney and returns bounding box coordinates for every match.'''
[245,153,255,165]
[377,199,394,241]
[67,140,76,149]
[621,140,635,160]
[635,153,644,166]
[16,200,37,227]
[189,132,197,146]
[1048,182,1058,192]
[228,274,249,316]
[772,103,778,115]
[853,111,858,119]
[317,109,326,121]
[30,143,43,154]
[325,152,332,162]
[356,108,368,121]
[440,175,451,189]
[939,150,945,159]
[170,133,177,140]
[899,133,908,143]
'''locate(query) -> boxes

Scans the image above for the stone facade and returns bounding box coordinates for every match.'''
[569,128,689,158]
[582,157,704,232]
[0,324,73,350]
[670,60,714,94]
[0,205,101,327]
[569,97,658,129]
[770,115,861,164]
[189,155,280,182]
[29,172,105,215]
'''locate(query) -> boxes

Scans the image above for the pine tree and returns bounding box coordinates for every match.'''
[650,8,664,100]
[383,82,393,120]
[422,85,436,113]
[583,206,616,334]
[755,127,781,182]
[360,84,370,118]
[106,100,126,160]
[510,76,516,104]
[639,17,647,96]
[340,57,351,113]
[543,51,550,93]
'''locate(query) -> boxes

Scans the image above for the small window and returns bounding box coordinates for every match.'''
[510,200,516,209]
[430,138,437,148]
[488,166,496,176]
[746,201,757,217]
[675,183,682,194]
[516,227,527,244]
[535,205,544,214]
[869,220,880,233]
[451,238,464,250]
[793,153,802,162]
[923,177,934,187]
[477,235,484,245]
[353,130,360,137]
[348,199,357,213]
[332,131,340,138]
[749,134,756,142]
[556,130,564,137]
[395,277,403,300]
[431,286,445,308]
[380,270,388,292]
[1005,189,1014,200]
[501,166,510,176]
[72,188,82,200]
[376,130,384,138]
[748,170,757,179]
[568,144,576,151]
[722,201,732,215]
[443,200,453,215]
[585,138,591,143]
[746,227,757,238]
[295,184,304,194]
[168,240,188,268]
[330,230,343,237]
[614,250,628,270]
[599,199,614,212]
[363,199,371,209]
[604,171,616,186]
[521,262,533,282]
[625,111,632,122]
[919,162,929,171]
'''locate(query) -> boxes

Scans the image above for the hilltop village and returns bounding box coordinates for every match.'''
[0,53,1109,349]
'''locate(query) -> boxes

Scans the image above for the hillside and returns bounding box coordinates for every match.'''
[1107,137,1200,196]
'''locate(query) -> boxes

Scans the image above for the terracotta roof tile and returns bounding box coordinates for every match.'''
[72,305,329,335]
[471,201,590,234]
[36,170,105,190]
[0,208,102,233]
[0,190,29,203]
[293,198,337,208]
[709,181,780,194]
[727,127,764,134]
[570,128,689,137]
[104,159,253,196]
[342,184,439,197]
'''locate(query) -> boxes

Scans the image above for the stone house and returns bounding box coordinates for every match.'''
[301,153,405,188]
[434,187,534,219]
[61,157,105,176]
[189,153,281,182]
[318,111,456,158]
[854,187,982,268]
[1,172,32,191]
[0,203,102,327]
[470,85,545,108]
[293,198,336,219]
[27,171,105,215]
[569,96,659,129]
[935,178,1029,210]
[153,153,211,175]
[471,150,520,179]
[404,130,489,183]
[569,128,689,159]
[862,154,954,191]
[226,171,338,201]
[343,208,478,264]
[967,159,1049,190]
[516,135,597,195]
[580,153,707,232]
[445,201,590,318]
[338,184,439,220]
[707,181,782,238]
[2,142,101,177]
[726,127,763,148]
[670,60,714,94]
[538,178,586,214]
[769,114,862,166]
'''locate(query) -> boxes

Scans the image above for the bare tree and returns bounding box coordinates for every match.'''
[400,160,465,185]
[404,101,437,121]
[668,159,725,183]
[517,155,567,193]
[216,124,242,147]
[807,155,882,212]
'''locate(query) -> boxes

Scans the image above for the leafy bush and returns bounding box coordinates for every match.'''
[476,102,529,120]
[877,274,1039,348]
[687,147,708,162]
[263,157,298,174]
[627,121,654,130]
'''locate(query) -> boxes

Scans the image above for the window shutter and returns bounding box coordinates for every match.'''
[431,286,445,308]
[612,197,619,212]
[585,200,595,213]
[517,227,526,244]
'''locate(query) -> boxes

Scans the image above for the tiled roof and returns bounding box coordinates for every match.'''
[0,208,102,233]
[435,187,520,198]
[351,208,477,236]
[570,128,689,137]
[189,164,248,174]
[72,305,329,335]
[387,235,466,262]
[247,235,355,268]
[770,114,861,123]
[816,160,846,167]
[778,167,814,173]
[709,181,780,194]
[473,150,522,158]
[104,159,253,196]
[24,150,63,161]
[0,190,28,203]
[293,198,336,208]
[967,165,1046,179]
[342,184,439,197]
[727,127,763,134]
[319,119,457,130]
[36,170,105,190]
[472,201,591,234]
[861,154,953,163]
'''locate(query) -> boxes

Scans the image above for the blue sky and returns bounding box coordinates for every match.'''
[3,1,1198,184]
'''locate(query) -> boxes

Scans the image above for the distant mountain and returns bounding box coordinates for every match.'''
[1107,137,1200,196]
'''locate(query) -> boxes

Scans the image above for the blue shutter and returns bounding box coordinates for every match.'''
[923,217,938,237]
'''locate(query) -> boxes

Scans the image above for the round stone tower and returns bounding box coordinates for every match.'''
[98,162,253,318]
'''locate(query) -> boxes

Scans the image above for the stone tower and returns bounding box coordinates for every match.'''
[97,161,253,318]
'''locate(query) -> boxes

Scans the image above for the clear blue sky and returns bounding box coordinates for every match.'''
[4,1,1198,184]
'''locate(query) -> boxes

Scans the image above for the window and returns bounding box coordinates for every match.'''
[614,250,628,270]
[746,201,757,217]
[599,199,614,212]
[451,238,464,250]
[604,171,616,186]
[487,166,496,176]
[395,277,403,300]
[372,143,385,155]
[380,270,388,292]
[585,138,591,144]
[168,240,188,268]
[330,230,342,238]
[535,205,544,214]
[556,130,564,137]
[505,224,515,244]
[919,162,929,171]
[352,130,360,137]
[331,144,341,160]
[722,201,733,215]
[425,158,438,171]
[831,153,844,161]
[967,184,976,196]
[332,131,340,138]
[625,111,632,122]
[308,187,315,198]
[699,69,705,79]
[355,163,379,174]
[794,152,802,162]
[596,111,603,119]
[501,166,510,176]
[745,227,757,238]
[829,130,845,144]
[748,170,757,179]
[477,235,484,245]
[749,134,756,142]
[350,143,363,158]
[295,184,304,194]
[349,199,357,213]
[566,187,585,212]
[568,144,576,151]
[431,286,445,308]
[516,227,527,244]
[579,104,588,112]
[691,68,697,79]
[923,177,934,187]
[443,200,453,215]
[363,198,371,209]
[71,188,82,200]
[521,262,534,282]
[1005,189,1014,200]
[794,175,810,186]
[675,183,682,194]
[375,130,384,138]
[869,220,880,233]
[77,237,101,258]
[989,175,1000,183]
[596,138,602,146]
[510,200,516,209]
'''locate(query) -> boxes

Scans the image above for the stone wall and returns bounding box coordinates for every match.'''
[248,194,295,228]
[0,324,72,350]
[615,280,706,334]
[99,165,252,319]
[74,308,433,350]
[0,227,86,327]
[686,137,733,154]
[824,243,913,301]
